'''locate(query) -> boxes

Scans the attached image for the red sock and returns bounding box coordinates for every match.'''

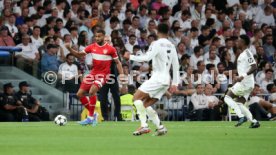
[88,95,97,117]
[80,96,90,110]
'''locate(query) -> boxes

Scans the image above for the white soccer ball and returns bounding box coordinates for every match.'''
[54,115,67,126]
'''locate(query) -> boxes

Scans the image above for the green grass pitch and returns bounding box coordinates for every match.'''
[0,121,275,155]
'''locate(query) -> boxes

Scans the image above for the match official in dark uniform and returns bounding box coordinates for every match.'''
[99,58,122,121]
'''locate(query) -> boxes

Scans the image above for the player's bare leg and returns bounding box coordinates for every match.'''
[78,85,99,126]
[236,97,260,128]
[132,90,151,136]
[87,84,99,126]
[224,90,246,126]
[144,97,167,136]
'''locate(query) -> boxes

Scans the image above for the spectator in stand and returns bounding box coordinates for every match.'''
[258,69,274,93]
[255,45,268,64]
[137,29,148,51]
[169,27,182,46]
[13,24,29,45]
[220,49,236,72]
[204,50,220,67]
[176,42,187,60]
[78,18,93,43]
[189,27,199,49]
[105,16,120,36]
[247,84,276,120]
[179,10,192,32]
[255,61,272,84]
[255,6,275,28]
[30,26,43,50]
[267,84,276,106]
[69,26,79,46]
[216,63,229,93]
[125,34,137,54]
[55,18,70,38]
[190,84,220,121]
[38,37,55,59]
[15,34,39,77]
[0,25,15,65]
[100,1,111,21]
[0,25,15,46]
[5,14,18,37]
[58,53,79,93]
[29,0,42,16]
[190,46,204,70]
[41,44,59,77]
[196,60,206,76]
[138,5,148,30]
[263,34,275,62]
[146,20,158,36]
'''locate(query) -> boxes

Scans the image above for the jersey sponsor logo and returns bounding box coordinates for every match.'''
[248,57,254,63]
[92,53,112,60]
[103,49,108,54]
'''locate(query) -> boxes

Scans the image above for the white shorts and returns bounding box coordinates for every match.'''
[138,79,169,100]
[230,82,254,100]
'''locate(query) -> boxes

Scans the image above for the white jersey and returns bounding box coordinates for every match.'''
[237,48,256,84]
[130,38,180,86]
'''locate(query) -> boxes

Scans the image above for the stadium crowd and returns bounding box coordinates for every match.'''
[0,0,276,121]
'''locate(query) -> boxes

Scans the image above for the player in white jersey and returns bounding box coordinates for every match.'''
[124,23,180,136]
[224,35,260,128]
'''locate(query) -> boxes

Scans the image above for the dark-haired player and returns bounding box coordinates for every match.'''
[124,23,180,136]
[224,35,260,128]
[65,30,124,125]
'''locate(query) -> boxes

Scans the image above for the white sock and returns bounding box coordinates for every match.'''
[237,103,257,123]
[134,100,148,127]
[224,95,244,118]
[88,116,93,120]
[146,106,163,129]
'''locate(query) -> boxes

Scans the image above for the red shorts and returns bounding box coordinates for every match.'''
[80,74,108,91]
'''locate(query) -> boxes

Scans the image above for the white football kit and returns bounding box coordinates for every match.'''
[230,48,256,99]
[130,38,180,99]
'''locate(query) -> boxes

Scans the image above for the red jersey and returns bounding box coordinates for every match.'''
[84,43,118,75]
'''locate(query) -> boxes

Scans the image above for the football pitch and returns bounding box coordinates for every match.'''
[0,121,275,155]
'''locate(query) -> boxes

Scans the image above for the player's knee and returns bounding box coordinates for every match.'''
[76,92,84,98]
[88,91,96,97]
[133,92,143,101]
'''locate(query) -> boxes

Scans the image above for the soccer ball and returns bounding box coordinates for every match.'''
[54,115,67,126]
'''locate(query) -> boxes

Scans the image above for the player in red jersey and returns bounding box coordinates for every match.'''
[65,29,124,125]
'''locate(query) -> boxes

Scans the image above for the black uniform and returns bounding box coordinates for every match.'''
[0,93,23,122]
[99,60,122,121]
[16,91,49,121]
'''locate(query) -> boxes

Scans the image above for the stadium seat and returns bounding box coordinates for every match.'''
[228,108,237,122]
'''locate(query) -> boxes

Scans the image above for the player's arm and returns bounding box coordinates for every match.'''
[65,43,86,59]
[170,47,180,93]
[245,64,257,76]
[114,58,124,75]
[114,58,127,83]
[124,42,158,62]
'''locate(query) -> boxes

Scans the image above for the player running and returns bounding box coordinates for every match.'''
[224,35,260,128]
[65,29,124,126]
[124,23,180,136]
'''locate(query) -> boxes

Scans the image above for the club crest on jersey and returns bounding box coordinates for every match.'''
[103,49,108,54]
